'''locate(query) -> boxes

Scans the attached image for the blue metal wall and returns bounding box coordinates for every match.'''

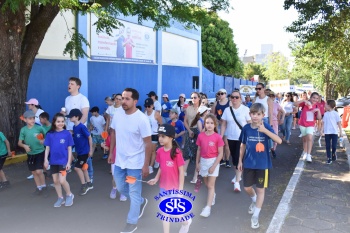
[27,59,79,118]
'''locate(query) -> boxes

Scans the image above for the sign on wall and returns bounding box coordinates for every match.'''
[90,15,156,64]
[240,85,256,95]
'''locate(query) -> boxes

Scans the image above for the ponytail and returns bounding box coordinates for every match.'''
[170,139,181,160]
[190,112,200,127]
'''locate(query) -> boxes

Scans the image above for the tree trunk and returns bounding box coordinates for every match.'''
[0,4,59,148]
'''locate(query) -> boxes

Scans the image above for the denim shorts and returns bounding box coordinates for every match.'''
[92,134,104,144]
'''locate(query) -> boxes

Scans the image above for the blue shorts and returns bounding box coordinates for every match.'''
[92,134,104,144]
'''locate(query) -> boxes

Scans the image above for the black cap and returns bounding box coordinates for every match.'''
[147,91,156,97]
[158,124,176,138]
[66,109,82,118]
[90,106,99,113]
[144,98,154,106]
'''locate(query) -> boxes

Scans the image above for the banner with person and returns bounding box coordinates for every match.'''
[90,14,156,64]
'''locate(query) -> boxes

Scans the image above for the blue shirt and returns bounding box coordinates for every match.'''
[168,120,185,144]
[44,130,74,165]
[161,102,172,118]
[73,123,91,156]
[239,122,275,169]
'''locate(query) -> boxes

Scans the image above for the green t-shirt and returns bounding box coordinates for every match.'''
[19,125,45,155]
[42,124,51,135]
[0,132,8,156]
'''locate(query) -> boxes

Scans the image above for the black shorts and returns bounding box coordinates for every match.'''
[50,165,66,175]
[27,152,44,171]
[0,154,7,170]
[227,140,241,168]
[243,168,270,188]
[75,154,88,168]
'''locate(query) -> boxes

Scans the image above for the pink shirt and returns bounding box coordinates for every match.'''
[156,147,185,190]
[298,102,318,127]
[272,102,282,121]
[318,100,326,115]
[196,132,225,159]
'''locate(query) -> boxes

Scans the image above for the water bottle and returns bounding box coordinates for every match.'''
[339,137,344,147]
[194,175,202,193]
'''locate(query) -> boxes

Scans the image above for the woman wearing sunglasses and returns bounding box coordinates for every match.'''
[220,90,251,192]
[281,92,296,145]
[212,89,231,168]
[254,83,273,127]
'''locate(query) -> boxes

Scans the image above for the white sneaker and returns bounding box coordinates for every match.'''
[153,161,159,169]
[211,193,216,206]
[251,215,260,229]
[179,218,192,233]
[234,183,241,192]
[248,202,256,214]
[27,174,34,180]
[149,166,154,174]
[306,154,312,163]
[231,175,242,184]
[298,133,302,138]
[301,151,307,160]
[200,206,211,217]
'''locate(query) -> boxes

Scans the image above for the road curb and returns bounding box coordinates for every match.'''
[4,154,27,166]
[266,158,305,233]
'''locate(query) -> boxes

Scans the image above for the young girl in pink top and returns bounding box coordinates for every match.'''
[196,114,224,218]
[294,92,322,163]
[147,124,191,233]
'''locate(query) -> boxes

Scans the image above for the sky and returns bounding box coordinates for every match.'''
[218,0,299,57]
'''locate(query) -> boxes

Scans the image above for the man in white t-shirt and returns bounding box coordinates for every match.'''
[108,88,152,233]
[63,77,90,131]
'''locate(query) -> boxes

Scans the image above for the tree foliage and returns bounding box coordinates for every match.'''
[0,0,230,147]
[199,12,241,76]
[263,52,289,81]
[243,63,267,83]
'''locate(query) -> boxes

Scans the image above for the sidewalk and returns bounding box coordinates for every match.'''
[269,133,350,233]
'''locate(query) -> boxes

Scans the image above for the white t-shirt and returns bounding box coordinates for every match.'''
[154,100,161,112]
[65,93,90,130]
[255,96,269,114]
[106,105,122,126]
[282,101,294,114]
[35,109,44,126]
[90,115,106,135]
[221,105,251,140]
[323,110,341,134]
[111,109,152,169]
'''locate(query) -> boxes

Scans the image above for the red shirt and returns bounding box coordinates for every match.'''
[156,147,185,190]
[298,102,318,127]
[196,132,225,159]
[318,100,326,116]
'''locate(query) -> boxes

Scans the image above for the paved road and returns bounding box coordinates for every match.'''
[0,131,304,233]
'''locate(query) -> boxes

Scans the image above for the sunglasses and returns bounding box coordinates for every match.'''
[255,87,262,91]
[286,95,290,97]
[230,95,240,99]
[191,96,198,99]
[218,92,226,95]
[145,105,152,108]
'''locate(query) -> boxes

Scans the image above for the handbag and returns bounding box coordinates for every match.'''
[229,107,243,130]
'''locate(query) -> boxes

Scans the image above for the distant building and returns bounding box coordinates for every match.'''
[241,44,274,65]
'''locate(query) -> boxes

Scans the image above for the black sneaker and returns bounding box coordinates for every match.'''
[42,186,49,198]
[332,154,337,161]
[32,188,42,196]
[271,149,277,159]
[2,181,10,188]
[220,159,225,166]
[139,198,148,218]
[87,182,93,191]
[225,160,231,168]
[326,158,332,165]
[120,223,137,233]
[79,184,88,196]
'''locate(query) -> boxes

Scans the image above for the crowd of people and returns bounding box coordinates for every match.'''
[0,78,344,233]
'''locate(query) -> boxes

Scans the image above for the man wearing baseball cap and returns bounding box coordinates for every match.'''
[161,94,172,123]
